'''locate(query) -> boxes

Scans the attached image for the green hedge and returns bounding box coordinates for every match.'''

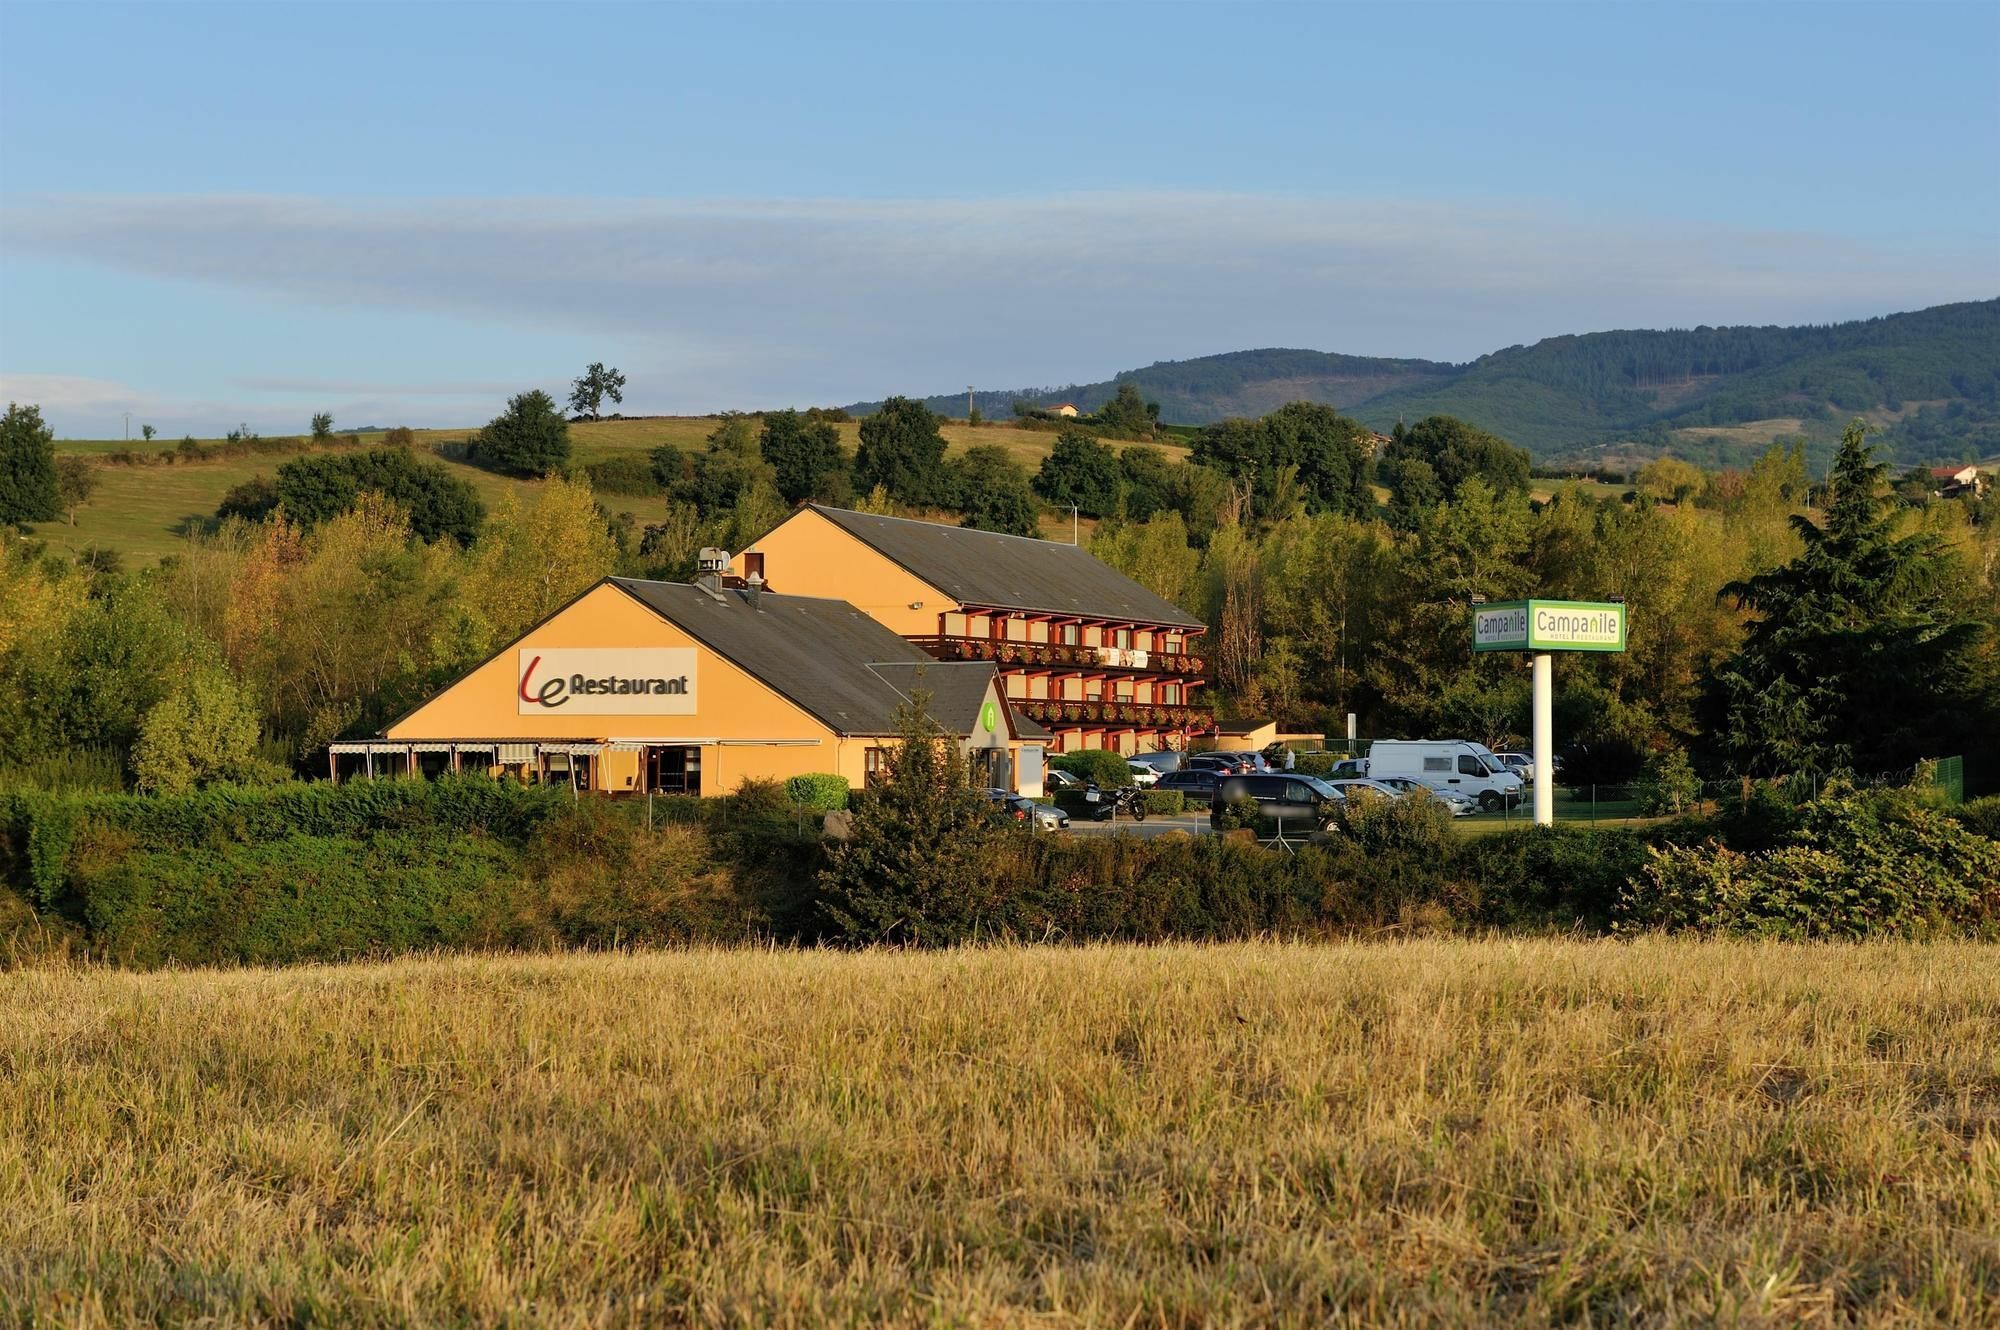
[74,829,523,967]
[785,773,850,812]
[1050,750,1134,788]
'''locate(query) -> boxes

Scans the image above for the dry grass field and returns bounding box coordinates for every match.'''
[3,940,1995,1326]
[44,418,1181,563]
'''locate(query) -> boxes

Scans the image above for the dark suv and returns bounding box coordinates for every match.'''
[1209,773,1344,831]
[1154,769,1218,799]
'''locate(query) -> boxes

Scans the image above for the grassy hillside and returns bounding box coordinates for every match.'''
[4,940,1993,1324]
[40,418,1179,564]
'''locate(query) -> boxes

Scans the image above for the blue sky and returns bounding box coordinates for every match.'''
[1,0,1994,437]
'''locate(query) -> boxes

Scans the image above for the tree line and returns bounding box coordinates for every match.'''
[2,370,1997,795]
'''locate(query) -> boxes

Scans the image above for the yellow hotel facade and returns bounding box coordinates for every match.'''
[339,506,1212,797]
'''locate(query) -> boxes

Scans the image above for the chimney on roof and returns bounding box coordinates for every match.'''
[695,548,730,601]
[744,570,765,608]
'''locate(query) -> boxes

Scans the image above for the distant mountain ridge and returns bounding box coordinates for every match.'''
[850,299,2000,462]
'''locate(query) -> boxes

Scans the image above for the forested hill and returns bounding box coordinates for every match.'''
[1348,299,2000,459]
[857,299,2000,462]
[847,349,1460,427]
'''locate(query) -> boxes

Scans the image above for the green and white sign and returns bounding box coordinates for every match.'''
[1473,599,1627,653]
[980,700,999,734]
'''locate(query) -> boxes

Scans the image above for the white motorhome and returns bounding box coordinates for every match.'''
[1365,739,1523,811]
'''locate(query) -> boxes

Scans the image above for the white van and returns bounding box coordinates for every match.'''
[1365,739,1523,811]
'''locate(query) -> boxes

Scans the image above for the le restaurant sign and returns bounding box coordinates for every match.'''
[518,648,697,715]
[1472,600,1627,654]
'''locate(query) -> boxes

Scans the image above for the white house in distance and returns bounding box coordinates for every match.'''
[1050,402,1080,418]
[1931,464,1986,498]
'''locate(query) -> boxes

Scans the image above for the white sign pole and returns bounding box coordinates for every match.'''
[1532,652,1553,826]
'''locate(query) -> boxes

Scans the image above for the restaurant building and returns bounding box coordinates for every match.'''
[732,505,1213,754]
[333,561,1049,796]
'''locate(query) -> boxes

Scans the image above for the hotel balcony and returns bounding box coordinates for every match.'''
[908,634,1207,678]
[1012,699,1214,732]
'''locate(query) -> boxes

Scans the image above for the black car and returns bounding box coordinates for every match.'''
[1154,769,1218,798]
[1209,772,1344,831]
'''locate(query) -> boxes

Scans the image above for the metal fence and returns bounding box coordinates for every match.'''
[1472,755,1967,826]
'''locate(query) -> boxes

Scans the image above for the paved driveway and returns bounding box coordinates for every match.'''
[1067,811,1211,839]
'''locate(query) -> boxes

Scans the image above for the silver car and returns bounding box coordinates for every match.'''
[1375,776,1477,817]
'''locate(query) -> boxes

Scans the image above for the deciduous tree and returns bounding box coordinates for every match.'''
[956,446,1040,537]
[1033,428,1122,517]
[568,363,626,421]
[0,402,60,525]
[853,397,948,505]
[56,456,98,524]
[474,390,571,477]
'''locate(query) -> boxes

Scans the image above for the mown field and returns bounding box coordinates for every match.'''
[3,940,1994,1326]
[44,419,1185,563]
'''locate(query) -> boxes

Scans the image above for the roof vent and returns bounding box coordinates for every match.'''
[696,547,730,600]
[744,570,766,608]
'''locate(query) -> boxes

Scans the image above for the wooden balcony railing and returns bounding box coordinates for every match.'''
[1012,699,1213,730]
[910,634,1206,677]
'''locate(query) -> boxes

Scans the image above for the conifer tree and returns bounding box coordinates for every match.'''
[1702,421,1989,777]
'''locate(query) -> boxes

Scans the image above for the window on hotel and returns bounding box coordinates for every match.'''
[1062,624,1080,646]
[1115,628,1132,649]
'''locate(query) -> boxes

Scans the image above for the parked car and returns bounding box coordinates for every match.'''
[1365,739,1523,811]
[1210,773,1345,832]
[1188,751,1266,776]
[1045,768,1086,791]
[1322,778,1404,803]
[1494,751,1534,782]
[983,788,1069,831]
[1376,775,1477,816]
[1125,762,1161,787]
[1127,750,1184,776]
[1154,769,1219,799]
[1326,758,1369,779]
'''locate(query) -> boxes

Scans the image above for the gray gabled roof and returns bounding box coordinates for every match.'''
[611,579,1003,738]
[804,504,1206,630]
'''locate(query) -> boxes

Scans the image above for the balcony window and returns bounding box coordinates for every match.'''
[1115,628,1132,649]
[1061,624,1079,646]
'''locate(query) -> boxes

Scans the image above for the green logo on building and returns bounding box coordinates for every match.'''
[980,700,998,733]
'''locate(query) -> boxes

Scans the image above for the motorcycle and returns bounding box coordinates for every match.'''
[1116,785,1149,821]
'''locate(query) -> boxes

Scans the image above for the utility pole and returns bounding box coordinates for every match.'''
[967,386,975,421]
[123,411,130,440]
[1070,503,1079,545]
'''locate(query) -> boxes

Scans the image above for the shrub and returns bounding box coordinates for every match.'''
[1619,792,2000,938]
[1955,795,2000,840]
[1292,752,1343,777]
[1455,825,1648,929]
[1634,747,1702,816]
[785,773,849,812]
[585,454,664,496]
[1335,790,1453,860]
[1141,789,1186,816]
[819,707,1000,944]
[1213,796,1261,832]
[1051,750,1133,789]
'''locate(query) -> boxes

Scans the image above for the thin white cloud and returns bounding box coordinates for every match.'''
[2,191,1993,424]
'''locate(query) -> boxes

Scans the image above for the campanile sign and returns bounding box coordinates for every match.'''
[1474,600,1626,653]
[1470,599,1627,825]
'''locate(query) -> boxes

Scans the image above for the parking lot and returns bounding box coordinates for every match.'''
[1067,809,1211,839]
